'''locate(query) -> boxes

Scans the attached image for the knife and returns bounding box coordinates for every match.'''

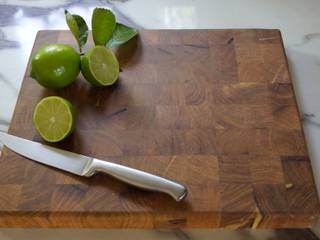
[0,132,187,201]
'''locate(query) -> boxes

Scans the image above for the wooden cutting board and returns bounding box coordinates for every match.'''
[0,29,319,228]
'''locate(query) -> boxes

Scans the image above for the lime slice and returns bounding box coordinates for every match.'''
[33,96,76,142]
[81,46,119,86]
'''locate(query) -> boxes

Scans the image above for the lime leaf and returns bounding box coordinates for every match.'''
[106,23,138,48]
[92,8,116,46]
[65,10,88,52]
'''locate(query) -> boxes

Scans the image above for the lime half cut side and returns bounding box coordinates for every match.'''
[33,96,76,142]
[81,46,119,86]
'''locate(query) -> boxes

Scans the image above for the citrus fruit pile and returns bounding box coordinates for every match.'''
[30,8,138,142]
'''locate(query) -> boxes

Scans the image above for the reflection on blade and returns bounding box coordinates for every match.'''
[0,132,92,175]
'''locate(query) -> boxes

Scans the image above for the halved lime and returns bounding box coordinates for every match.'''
[81,46,119,86]
[33,96,76,142]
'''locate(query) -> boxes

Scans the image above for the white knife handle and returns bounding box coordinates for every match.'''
[84,159,187,202]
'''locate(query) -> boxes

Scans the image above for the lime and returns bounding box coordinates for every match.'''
[33,96,76,142]
[31,44,80,89]
[81,46,119,86]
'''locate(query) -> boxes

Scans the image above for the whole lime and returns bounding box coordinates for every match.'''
[31,44,80,88]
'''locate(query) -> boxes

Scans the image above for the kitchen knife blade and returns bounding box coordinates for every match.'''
[0,132,187,201]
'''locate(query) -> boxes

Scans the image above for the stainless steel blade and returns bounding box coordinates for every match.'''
[0,132,92,175]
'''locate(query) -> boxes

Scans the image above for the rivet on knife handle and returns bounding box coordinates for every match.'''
[83,158,188,201]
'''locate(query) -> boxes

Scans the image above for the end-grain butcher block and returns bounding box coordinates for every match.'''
[0,29,318,228]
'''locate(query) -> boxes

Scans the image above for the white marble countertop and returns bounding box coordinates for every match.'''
[0,0,320,238]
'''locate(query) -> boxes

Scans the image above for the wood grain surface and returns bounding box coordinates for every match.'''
[0,29,319,228]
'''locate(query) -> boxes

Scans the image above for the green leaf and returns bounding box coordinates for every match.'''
[65,10,88,52]
[106,23,138,48]
[92,8,116,46]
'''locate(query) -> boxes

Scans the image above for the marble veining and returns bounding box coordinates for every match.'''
[0,73,18,93]
[294,33,320,46]
[0,0,320,239]
[0,0,138,28]
[0,30,18,49]
[0,119,9,127]
[0,1,79,26]
[105,0,141,28]
[302,113,320,127]
[305,33,320,41]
